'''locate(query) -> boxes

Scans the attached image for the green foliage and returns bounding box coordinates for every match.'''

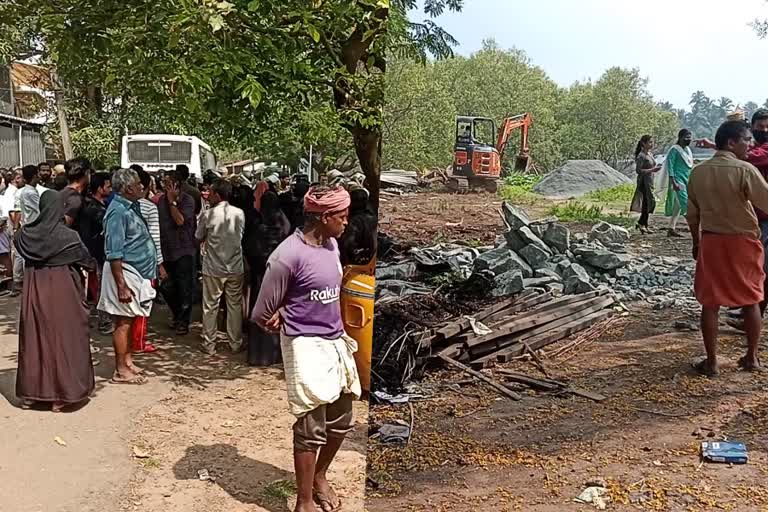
[70,124,121,169]
[584,184,636,203]
[383,49,678,174]
[261,479,296,502]
[499,172,542,205]
[557,68,678,169]
[548,201,633,227]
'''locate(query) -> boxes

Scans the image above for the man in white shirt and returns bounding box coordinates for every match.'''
[11,166,41,296]
[195,179,245,355]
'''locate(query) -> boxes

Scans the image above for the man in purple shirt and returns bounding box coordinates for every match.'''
[157,171,197,335]
[252,186,360,512]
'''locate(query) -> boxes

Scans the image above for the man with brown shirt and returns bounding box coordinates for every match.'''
[687,120,768,376]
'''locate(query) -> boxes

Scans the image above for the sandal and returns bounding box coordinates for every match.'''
[52,401,67,413]
[111,372,148,385]
[737,356,767,373]
[692,359,718,377]
[20,399,35,410]
[313,491,342,512]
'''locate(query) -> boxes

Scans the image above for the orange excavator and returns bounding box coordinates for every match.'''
[448,112,533,193]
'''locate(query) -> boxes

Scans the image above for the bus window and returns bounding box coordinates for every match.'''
[127,140,191,163]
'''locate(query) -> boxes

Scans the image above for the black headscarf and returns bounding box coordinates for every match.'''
[15,190,94,269]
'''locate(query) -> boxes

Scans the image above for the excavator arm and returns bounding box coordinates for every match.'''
[496,113,532,172]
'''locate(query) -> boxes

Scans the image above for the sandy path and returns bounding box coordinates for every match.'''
[0,295,367,512]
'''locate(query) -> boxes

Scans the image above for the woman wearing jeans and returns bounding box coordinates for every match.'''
[630,134,662,233]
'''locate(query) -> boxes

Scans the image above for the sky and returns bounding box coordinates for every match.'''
[415,0,768,109]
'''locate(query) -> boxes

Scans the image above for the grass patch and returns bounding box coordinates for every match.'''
[137,457,162,469]
[584,184,636,203]
[261,479,297,502]
[548,201,633,227]
[499,172,543,205]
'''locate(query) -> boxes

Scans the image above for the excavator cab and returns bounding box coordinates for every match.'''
[450,113,532,193]
[451,116,503,193]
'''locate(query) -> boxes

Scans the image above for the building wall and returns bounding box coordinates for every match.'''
[0,119,45,168]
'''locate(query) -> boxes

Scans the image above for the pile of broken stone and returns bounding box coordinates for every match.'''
[376,201,696,312]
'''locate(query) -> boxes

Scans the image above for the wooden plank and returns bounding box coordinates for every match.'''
[437,353,522,401]
[468,297,615,364]
[483,289,608,330]
[495,370,606,401]
[420,290,542,348]
[481,291,554,327]
[493,309,613,363]
[497,372,560,391]
[465,294,614,351]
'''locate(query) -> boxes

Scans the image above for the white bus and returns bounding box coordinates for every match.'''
[120,134,217,178]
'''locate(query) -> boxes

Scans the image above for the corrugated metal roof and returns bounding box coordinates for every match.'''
[0,112,45,126]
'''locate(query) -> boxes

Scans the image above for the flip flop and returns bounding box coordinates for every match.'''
[692,359,718,377]
[111,372,148,385]
[313,491,342,512]
[737,356,767,373]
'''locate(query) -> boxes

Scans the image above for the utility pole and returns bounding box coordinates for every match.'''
[51,68,73,160]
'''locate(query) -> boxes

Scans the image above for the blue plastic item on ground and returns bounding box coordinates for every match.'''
[700,441,748,464]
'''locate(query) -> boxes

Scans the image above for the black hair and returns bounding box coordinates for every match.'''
[64,157,91,183]
[129,164,144,173]
[677,129,691,139]
[38,162,50,170]
[211,178,232,201]
[136,168,151,190]
[634,135,653,158]
[89,172,111,195]
[349,189,369,214]
[293,181,310,200]
[53,174,68,191]
[260,191,281,220]
[752,108,768,126]
[108,165,121,173]
[715,120,750,150]
[175,164,190,180]
[22,164,38,182]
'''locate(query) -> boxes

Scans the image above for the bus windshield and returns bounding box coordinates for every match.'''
[127,140,192,163]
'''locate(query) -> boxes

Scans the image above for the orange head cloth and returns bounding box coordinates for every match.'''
[253,181,269,211]
[304,186,351,215]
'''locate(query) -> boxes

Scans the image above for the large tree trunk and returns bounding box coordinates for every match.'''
[353,127,381,214]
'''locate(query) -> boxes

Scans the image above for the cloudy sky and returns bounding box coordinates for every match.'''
[416,0,768,108]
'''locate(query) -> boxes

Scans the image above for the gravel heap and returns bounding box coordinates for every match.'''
[532,160,631,198]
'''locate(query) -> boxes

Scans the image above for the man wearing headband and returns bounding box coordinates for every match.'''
[251,185,360,512]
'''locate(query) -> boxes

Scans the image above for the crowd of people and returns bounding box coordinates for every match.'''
[631,111,768,377]
[1,158,376,511]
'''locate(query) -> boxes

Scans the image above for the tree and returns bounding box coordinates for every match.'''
[555,68,678,168]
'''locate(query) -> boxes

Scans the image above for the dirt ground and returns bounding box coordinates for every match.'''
[369,191,768,511]
[0,298,366,512]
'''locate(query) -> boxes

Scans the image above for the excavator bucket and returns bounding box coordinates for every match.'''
[514,154,531,173]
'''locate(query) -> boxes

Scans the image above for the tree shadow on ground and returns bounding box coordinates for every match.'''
[0,296,262,408]
[173,443,294,512]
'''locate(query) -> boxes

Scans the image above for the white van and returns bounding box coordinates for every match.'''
[120,134,216,178]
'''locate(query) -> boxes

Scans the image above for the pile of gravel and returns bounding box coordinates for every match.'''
[532,160,632,198]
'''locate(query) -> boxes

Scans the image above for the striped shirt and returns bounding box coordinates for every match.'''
[139,198,164,266]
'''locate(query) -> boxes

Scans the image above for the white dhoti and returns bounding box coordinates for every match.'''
[280,333,361,417]
[97,262,155,317]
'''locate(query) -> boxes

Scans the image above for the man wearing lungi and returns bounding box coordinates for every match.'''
[98,168,157,385]
[251,185,360,512]
[687,120,768,376]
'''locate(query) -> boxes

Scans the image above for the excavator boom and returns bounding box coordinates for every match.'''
[496,113,532,172]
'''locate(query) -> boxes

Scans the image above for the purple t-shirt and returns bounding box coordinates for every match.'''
[251,230,344,339]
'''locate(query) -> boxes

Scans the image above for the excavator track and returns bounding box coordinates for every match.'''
[447,177,469,194]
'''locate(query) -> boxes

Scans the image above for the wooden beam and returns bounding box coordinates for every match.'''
[437,353,522,401]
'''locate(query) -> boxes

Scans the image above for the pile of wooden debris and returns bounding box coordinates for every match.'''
[372,289,623,398]
[420,288,619,368]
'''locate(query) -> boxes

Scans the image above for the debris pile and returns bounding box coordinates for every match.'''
[421,289,618,368]
[532,159,631,198]
[380,169,419,190]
